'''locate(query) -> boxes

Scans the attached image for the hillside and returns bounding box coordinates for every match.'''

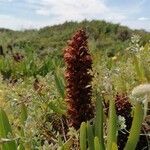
[0,20,150,56]
[0,20,150,80]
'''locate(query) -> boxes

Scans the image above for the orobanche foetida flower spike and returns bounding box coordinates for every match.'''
[64,29,94,129]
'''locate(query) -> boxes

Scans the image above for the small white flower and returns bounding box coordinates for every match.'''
[132,84,150,99]
[118,115,126,130]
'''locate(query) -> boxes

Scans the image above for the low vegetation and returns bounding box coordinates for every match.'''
[0,20,150,150]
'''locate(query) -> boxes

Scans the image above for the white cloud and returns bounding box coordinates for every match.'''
[122,19,150,31]
[0,14,67,30]
[0,0,13,2]
[0,15,30,30]
[36,9,50,16]
[27,0,126,23]
[138,17,149,21]
[0,15,42,30]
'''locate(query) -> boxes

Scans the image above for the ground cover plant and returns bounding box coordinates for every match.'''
[0,21,150,150]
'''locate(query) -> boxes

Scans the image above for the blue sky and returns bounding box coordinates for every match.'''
[0,0,149,31]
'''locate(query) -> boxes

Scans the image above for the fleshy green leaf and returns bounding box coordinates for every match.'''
[80,122,87,150]
[0,108,17,150]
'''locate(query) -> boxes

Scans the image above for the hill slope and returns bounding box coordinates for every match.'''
[0,20,150,56]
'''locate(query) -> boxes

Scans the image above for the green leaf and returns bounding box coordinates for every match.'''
[143,65,150,82]
[106,98,117,150]
[54,71,65,99]
[63,138,73,150]
[111,143,118,150]
[80,122,87,150]
[94,137,100,150]
[20,104,28,137]
[87,121,94,150]
[133,55,146,83]
[17,143,25,150]
[124,103,144,150]
[48,101,66,115]
[94,96,105,150]
[0,108,17,150]
[20,104,27,126]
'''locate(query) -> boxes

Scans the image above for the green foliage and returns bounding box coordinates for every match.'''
[94,137,101,150]
[20,104,28,126]
[0,108,17,150]
[117,27,131,41]
[53,71,65,99]
[80,122,87,150]
[0,20,149,149]
[79,96,117,150]
[106,97,117,150]
[94,96,105,150]
[87,122,94,150]
[59,138,73,150]
[124,103,144,150]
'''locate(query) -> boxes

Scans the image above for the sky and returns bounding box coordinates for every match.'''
[0,0,150,31]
